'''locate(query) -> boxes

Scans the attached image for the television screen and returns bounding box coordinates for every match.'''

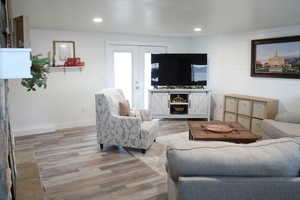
[151,54,207,86]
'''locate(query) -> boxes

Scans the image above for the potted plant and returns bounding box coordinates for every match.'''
[21,55,49,91]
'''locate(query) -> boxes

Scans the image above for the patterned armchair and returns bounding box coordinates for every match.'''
[95,88,159,153]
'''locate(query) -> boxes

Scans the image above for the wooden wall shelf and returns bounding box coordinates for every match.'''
[48,66,84,73]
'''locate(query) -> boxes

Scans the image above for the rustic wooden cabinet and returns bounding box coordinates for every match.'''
[223,94,278,136]
[149,89,211,119]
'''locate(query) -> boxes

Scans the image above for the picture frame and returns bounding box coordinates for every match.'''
[251,35,300,79]
[53,40,75,67]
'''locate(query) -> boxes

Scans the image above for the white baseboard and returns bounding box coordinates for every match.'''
[13,120,96,137]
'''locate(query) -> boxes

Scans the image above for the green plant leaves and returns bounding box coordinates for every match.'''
[21,55,49,91]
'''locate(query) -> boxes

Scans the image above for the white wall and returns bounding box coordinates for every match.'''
[10,25,300,136]
[191,25,300,120]
[9,29,192,136]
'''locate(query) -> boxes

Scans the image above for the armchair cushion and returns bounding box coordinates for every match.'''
[276,112,300,124]
[167,138,300,182]
[129,109,152,121]
[129,109,142,120]
[138,109,152,121]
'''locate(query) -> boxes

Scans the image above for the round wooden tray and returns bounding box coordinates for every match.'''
[205,124,233,133]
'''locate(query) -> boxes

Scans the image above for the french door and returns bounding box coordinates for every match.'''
[106,44,167,108]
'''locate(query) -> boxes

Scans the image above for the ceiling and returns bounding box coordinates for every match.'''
[12,0,300,37]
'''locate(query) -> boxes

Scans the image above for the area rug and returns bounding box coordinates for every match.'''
[128,132,189,176]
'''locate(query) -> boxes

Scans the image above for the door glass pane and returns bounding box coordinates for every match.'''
[144,52,152,109]
[114,52,132,104]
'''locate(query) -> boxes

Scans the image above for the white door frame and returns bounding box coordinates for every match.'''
[105,41,168,107]
[105,45,138,102]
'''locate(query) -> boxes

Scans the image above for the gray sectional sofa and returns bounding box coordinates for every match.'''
[166,138,300,200]
[262,112,300,138]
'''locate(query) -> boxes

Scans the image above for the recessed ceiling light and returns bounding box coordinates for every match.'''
[93,17,103,23]
[194,27,202,32]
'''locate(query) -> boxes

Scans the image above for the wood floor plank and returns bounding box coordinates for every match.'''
[15,120,188,200]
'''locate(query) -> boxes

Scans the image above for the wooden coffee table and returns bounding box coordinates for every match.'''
[188,121,261,144]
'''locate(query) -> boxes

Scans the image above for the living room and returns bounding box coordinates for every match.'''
[1,0,300,199]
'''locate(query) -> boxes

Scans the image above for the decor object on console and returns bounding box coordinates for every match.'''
[223,94,278,136]
[262,112,300,139]
[95,88,159,153]
[167,137,300,200]
[149,89,211,119]
[251,35,300,79]
[188,121,261,143]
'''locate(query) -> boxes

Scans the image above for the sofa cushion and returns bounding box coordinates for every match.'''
[276,112,300,124]
[167,138,300,182]
[262,119,300,138]
[129,109,142,120]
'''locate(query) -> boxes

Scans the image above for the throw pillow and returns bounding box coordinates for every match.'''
[119,100,130,116]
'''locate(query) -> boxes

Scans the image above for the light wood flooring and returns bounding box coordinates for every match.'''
[15,120,188,200]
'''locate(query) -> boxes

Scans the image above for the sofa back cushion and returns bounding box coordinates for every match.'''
[167,138,300,182]
[276,112,300,124]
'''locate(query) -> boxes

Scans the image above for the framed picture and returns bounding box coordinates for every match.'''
[251,35,300,79]
[53,41,75,66]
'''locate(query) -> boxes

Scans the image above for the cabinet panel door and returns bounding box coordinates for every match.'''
[238,100,252,116]
[237,115,251,130]
[224,112,237,122]
[150,93,169,115]
[251,118,263,136]
[189,93,208,115]
[253,102,266,119]
[225,97,237,113]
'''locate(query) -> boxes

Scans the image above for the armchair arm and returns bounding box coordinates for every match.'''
[275,112,300,124]
[130,108,152,121]
[111,115,142,138]
[135,109,152,121]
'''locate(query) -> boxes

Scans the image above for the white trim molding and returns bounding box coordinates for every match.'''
[13,119,95,137]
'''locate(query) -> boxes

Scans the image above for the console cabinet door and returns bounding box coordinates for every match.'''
[189,93,208,115]
[150,93,169,115]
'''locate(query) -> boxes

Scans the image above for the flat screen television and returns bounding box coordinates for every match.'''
[151,54,208,86]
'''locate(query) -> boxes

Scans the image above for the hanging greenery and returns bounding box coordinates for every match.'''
[21,55,49,91]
